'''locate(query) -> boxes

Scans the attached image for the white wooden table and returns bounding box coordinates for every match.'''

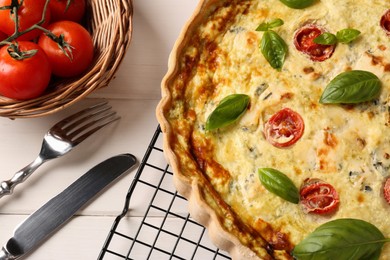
[0,1,230,259]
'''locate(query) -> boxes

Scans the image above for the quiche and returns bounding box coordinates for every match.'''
[156,0,390,259]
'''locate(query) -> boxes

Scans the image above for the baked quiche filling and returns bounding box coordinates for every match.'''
[159,0,390,259]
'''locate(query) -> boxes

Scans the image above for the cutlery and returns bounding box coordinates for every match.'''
[0,153,137,260]
[0,101,119,199]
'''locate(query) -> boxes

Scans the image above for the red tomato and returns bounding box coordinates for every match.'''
[0,31,7,41]
[263,108,305,148]
[294,25,322,51]
[293,24,335,61]
[49,0,86,23]
[380,9,390,36]
[38,21,94,78]
[0,41,52,100]
[300,178,340,215]
[0,0,51,41]
[384,177,390,204]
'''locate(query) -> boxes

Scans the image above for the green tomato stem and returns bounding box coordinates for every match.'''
[0,0,51,47]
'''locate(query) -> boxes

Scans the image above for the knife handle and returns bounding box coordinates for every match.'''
[0,246,15,260]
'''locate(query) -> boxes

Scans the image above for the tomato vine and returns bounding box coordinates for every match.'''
[0,0,92,100]
[0,0,75,60]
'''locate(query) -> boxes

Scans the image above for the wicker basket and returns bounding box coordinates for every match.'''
[0,0,133,118]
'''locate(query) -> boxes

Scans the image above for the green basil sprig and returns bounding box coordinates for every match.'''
[320,70,381,104]
[279,0,316,9]
[293,218,390,260]
[336,28,361,43]
[258,168,299,204]
[313,32,338,45]
[261,30,288,71]
[314,28,361,45]
[205,94,250,130]
[256,18,284,32]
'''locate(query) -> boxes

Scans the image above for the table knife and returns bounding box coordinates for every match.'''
[0,153,137,260]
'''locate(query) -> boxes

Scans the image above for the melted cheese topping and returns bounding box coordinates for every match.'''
[162,0,390,258]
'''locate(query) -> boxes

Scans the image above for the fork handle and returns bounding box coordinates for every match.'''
[0,157,44,198]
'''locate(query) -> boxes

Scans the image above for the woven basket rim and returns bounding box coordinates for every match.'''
[0,0,133,119]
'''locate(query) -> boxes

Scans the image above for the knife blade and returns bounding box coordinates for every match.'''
[0,153,136,260]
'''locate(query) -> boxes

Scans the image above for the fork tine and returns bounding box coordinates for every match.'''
[62,104,112,133]
[70,113,120,145]
[53,100,109,129]
[67,108,117,138]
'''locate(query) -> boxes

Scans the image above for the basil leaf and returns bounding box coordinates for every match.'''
[261,30,288,71]
[206,94,250,130]
[320,70,381,104]
[258,168,299,204]
[336,28,361,43]
[313,32,338,45]
[256,18,284,32]
[314,29,361,45]
[293,218,390,260]
[268,18,284,29]
[279,0,316,9]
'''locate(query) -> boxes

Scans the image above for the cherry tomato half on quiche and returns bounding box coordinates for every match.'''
[49,0,86,23]
[38,20,94,78]
[0,0,51,41]
[384,177,390,204]
[293,24,335,61]
[300,178,340,215]
[380,9,390,36]
[263,108,305,148]
[0,41,52,100]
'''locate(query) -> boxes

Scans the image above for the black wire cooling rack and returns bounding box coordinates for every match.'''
[98,126,231,260]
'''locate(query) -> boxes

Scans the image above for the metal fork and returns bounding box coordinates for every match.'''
[0,101,120,198]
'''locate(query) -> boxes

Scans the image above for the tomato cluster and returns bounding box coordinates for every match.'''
[0,0,94,100]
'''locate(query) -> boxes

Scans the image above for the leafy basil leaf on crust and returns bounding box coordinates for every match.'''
[293,218,390,260]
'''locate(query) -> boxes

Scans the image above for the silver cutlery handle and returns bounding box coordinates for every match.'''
[0,246,15,260]
[0,157,44,198]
